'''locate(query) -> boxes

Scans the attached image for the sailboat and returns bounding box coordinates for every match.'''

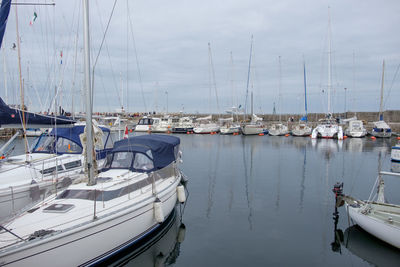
[194,43,220,134]
[371,60,392,138]
[0,122,113,222]
[311,9,343,140]
[0,1,187,265]
[269,56,289,136]
[240,36,266,136]
[336,171,400,249]
[220,52,240,135]
[292,61,312,137]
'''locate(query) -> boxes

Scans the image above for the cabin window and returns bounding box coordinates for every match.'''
[133,153,154,171]
[40,165,64,175]
[33,136,55,153]
[111,152,133,169]
[103,133,113,149]
[56,138,82,153]
[64,160,82,170]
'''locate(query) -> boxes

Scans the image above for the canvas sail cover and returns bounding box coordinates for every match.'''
[0,0,11,49]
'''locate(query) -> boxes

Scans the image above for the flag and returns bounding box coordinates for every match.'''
[29,12,37,26]
[124,126,129,139]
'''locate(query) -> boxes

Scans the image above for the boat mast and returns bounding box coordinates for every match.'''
[278,55,282,123]
[327,7,332,115]
[379,60,385,121]
[303,61,308,122]
[83,0,95,186]
[244,35,253,121]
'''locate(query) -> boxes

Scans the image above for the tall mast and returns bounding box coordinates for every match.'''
[303,61,308,122]
[244,35,253,120]
[327,7,332,115]
[278,55,282,122]
[379,60,385,120]
[83,0,95,185]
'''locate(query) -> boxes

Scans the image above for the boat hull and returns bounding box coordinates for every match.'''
[391,145,400,162]
[0,180,179,266]
[241,125,264,135]
[346,203,400,249]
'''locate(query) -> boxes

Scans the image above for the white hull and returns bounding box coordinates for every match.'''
[0,175,180,266]
[345,130,367,138]
[241,125,264,135]
[371,130,392,138]
[193,124,220,134]
[311,123,343,139]
[291,124,312,137]
[391,145,400,162]
[220,126,240,135]
[134,125,151,132]
[346,202,400,249]
[345,120,367,138]
[268,123,289,136]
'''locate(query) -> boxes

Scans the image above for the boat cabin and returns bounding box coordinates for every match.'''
[102,134,180,173]
[31,125,113,159]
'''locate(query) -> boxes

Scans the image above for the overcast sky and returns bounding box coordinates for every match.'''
[1,0,399,115]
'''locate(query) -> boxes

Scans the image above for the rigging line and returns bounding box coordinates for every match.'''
[208,43,220,115]
[383,62,400,108]
[93,0,122,110]
[91,0,118,104]
[127,1,147,113]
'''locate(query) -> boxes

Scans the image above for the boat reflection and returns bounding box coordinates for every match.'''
[101,208,186,267]
[332,225,400,267]
[391,161,400,173]
[331,194,400,267]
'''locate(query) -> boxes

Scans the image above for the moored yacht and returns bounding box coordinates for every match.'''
[291,122,312,137]
[311,116,343,139]
[345,119,367,138]
[268,123,289,136]
[0,134,186,266]
[371,120,392,138]
[134,117,154,132]
[172,117,194,134]
[0,124,113,221]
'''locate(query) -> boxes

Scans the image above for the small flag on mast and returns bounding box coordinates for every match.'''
[29,12,37,26]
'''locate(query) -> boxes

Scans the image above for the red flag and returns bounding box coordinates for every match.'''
[124,126,129,139]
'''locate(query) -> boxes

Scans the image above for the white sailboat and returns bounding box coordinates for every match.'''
[339,171,400,249]
[240,36,265,136]
[371,60,392,138]
[0,123,113,222]
[292,61,312,137]
[194,43,220,134]
[311,9,343,140]
[0,1,187,265]
[193,115,220,134]
[220,52,240,135]
[269,56,289,136]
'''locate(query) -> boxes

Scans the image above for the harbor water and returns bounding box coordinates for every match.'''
[2,134,400,266]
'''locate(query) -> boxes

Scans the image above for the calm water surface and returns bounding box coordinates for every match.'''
[3,134,400,266]
[176,134,400,267]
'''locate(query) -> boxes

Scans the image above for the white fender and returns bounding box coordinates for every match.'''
[177,185,186,203]
[154,199,164,223]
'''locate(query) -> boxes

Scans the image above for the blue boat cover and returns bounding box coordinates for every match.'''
[0,97,76,128]
[112,134,180,170]
[0,0,11,49]
[50,125,110,148]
